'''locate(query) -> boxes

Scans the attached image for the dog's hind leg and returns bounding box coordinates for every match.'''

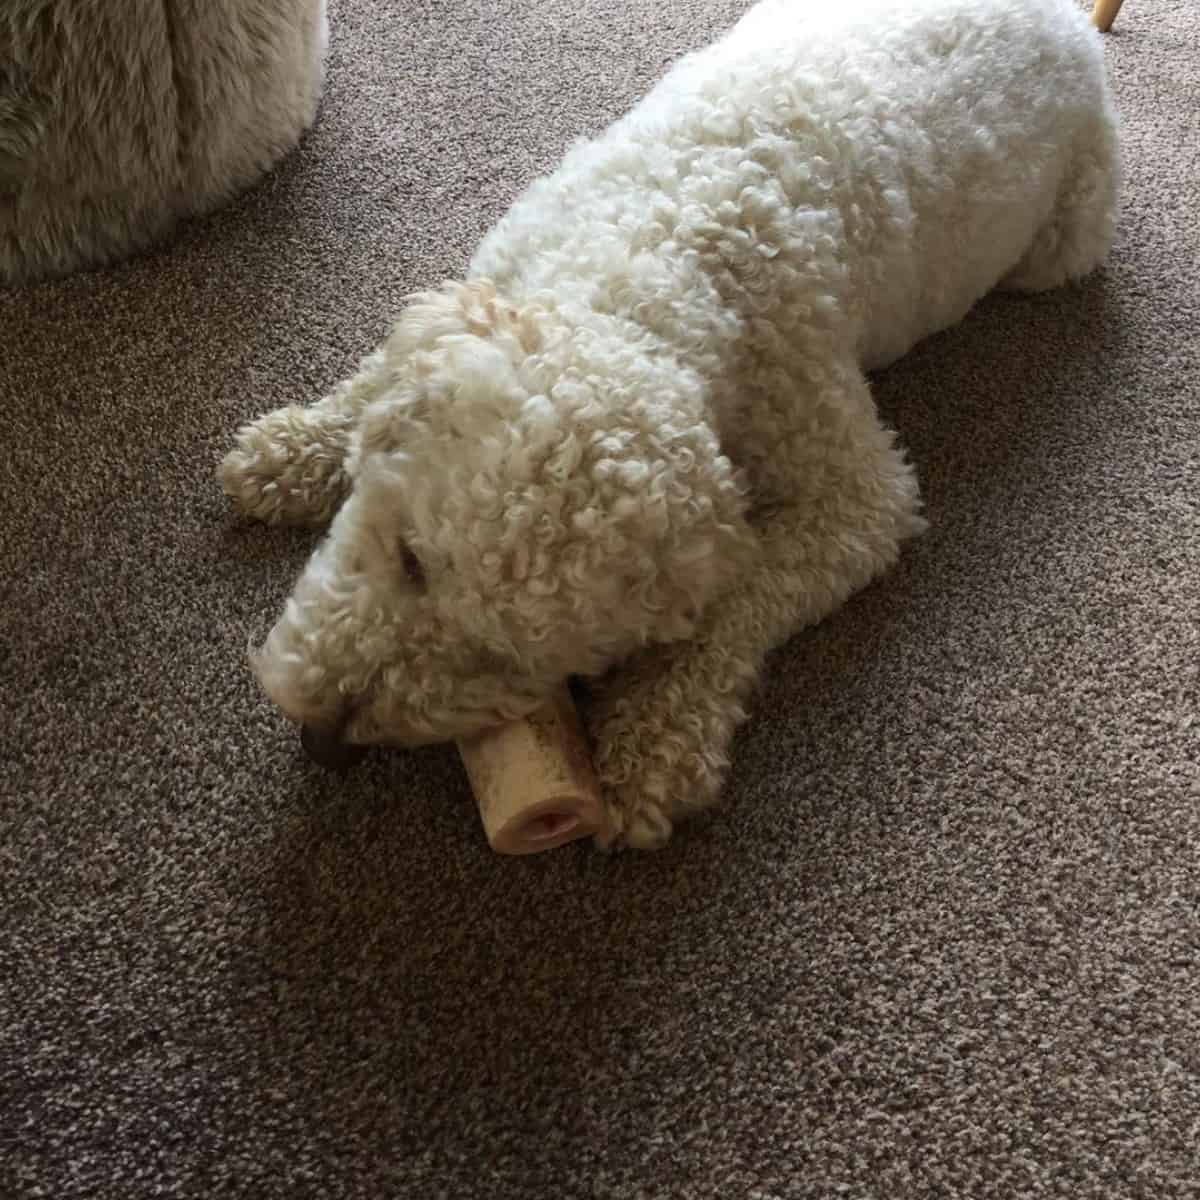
[218,350,388,526]
[586,363,925,849]
[1001,114,1120,294]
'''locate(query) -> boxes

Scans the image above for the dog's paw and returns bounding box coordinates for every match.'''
[595,776,677,852]
[219,406,352,527]
[584,652,733,851]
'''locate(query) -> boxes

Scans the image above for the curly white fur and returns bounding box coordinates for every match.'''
[221,0,1119,848]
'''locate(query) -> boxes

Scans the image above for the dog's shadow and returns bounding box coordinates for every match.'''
[871,270,1127,507]
[226,750,775,1141]
[727,267,1130,822]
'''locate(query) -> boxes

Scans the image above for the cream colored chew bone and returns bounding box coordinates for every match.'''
[456,686,608,854]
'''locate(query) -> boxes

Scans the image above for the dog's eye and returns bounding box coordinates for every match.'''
[399,543,426,587]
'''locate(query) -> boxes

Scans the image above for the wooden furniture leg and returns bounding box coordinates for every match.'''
[1092,0,1125,33]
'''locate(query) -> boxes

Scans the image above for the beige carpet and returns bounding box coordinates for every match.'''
[2,2,1197,1196]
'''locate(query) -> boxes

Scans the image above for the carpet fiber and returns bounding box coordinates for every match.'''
[2,2,1197,1196]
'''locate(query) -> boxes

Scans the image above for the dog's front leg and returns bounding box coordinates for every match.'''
[218,349,389,527]
[587,503,912,849]
[584,621,761,850]
[588,366,925,849]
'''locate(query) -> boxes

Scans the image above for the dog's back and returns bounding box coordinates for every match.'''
[473,0,1117,371]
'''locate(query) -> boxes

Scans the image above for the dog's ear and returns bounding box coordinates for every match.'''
[384,278,543,362]
[354,279,545,464]
[440,390,755,683]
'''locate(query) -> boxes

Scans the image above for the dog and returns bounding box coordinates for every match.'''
[220,0,1119,848]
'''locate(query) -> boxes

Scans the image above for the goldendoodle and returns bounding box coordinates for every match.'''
[220,0,1119,847]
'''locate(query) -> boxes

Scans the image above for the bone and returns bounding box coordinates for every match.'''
[456,685,609,854]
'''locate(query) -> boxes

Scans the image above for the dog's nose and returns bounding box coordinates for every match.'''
[300,723,369,771]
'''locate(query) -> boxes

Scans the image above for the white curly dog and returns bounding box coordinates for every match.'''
[220,0,1119,848]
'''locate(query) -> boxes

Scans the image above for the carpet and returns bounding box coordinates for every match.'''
[2,2,1197,1196]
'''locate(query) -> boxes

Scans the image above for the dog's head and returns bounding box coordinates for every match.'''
[252,280,751,761]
